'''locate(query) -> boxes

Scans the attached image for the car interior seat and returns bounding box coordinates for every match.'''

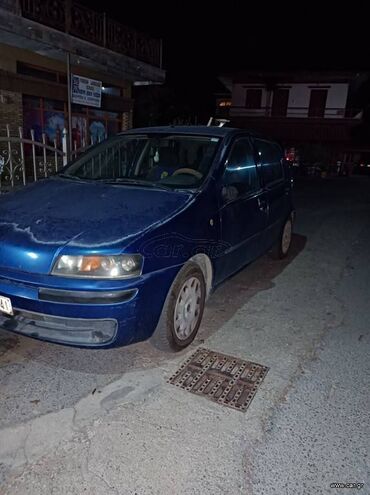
[147,147,179,180]
[158,147,178,168]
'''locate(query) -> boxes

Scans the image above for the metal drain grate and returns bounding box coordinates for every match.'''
[168,348,269,412]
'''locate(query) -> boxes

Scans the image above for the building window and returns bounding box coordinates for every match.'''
[23,96,64,145]
[102,85,122,97]
[17,62,67,84]
[18,62,121,97]
[308,89,328,118]
[17,62,57,83]
[22,96,123,149]
[271,89,289,117]
[245,89,262,109]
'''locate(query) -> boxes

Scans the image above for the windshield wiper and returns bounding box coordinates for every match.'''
[99,178,172,191]
[56,173,87,182]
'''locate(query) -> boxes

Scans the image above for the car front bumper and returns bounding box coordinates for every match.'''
[0,309,118,346]
[0,264,180,348]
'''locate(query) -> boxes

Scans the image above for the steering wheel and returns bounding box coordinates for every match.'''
[172,168,203,180]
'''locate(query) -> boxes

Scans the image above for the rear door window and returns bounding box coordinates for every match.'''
[223,137,260,198]
[255,139,284,185]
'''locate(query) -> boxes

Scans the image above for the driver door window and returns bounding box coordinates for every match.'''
[223,138,260,201]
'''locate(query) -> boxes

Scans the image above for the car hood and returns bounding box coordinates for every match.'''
[0,178,193,274]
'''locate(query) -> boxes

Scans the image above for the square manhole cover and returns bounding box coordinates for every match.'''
[168,348,269,412]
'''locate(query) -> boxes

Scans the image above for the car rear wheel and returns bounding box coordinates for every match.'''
[271,215,293,259]
[150,262,206,352]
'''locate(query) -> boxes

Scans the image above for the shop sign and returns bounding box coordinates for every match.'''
[71,74,102,108]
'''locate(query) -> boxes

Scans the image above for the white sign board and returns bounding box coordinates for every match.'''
[71,74,102,108]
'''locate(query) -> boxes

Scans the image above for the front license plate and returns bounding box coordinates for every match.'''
[0,296,13,315]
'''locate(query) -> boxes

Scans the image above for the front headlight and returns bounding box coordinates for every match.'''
[52,254,143,279]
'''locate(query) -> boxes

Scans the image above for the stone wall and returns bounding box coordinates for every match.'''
[0,90,23,136]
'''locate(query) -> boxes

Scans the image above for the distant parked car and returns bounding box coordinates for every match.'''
[354,162,370,175]
[0,126,294,350]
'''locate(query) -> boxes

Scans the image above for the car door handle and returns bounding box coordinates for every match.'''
[257,197,268,212]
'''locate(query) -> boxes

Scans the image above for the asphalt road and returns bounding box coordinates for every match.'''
[0,176,369,494]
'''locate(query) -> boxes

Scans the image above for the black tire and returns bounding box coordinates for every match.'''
[150,262,206,352]
[270,215,293,260]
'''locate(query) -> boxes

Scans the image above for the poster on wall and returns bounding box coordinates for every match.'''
[89,120,106,144]
[72,116,87,148]
[44,112,65,146]
[71,74,102,108]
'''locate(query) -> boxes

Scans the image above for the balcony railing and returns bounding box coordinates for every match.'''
[230,106,363,119]
[19,0,161,67]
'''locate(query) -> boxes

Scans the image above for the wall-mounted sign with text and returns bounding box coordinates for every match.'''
[71,74,102,108]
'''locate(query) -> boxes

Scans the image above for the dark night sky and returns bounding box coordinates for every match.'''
[84,2,368,74]
[83,1,369,113]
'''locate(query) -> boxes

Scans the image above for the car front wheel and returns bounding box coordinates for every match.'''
[150,262,206,352]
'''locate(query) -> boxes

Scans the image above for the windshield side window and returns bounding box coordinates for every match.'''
[255,139,284,185]
[61,134,220,189]
[68,137,146,179]
[222,138,260,200]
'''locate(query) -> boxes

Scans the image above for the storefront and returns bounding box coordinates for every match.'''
[23,95,123,149]
[0,1,165,150]
[0,0,164,190]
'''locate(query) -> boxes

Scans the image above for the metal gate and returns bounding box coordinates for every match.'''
[0,125,90,193]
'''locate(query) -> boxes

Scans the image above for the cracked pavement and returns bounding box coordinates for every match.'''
[0,177,369,494]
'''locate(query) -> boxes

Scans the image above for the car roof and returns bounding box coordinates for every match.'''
[120,125,241,138]
[119,125,280,146]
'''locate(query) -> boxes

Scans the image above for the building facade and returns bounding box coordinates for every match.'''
[224,71,368,167]
[0,0,165,149]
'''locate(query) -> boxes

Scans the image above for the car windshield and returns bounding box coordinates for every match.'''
[60,134,220,189]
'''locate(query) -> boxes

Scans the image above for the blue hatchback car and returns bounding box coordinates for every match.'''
[0,126,294,350]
